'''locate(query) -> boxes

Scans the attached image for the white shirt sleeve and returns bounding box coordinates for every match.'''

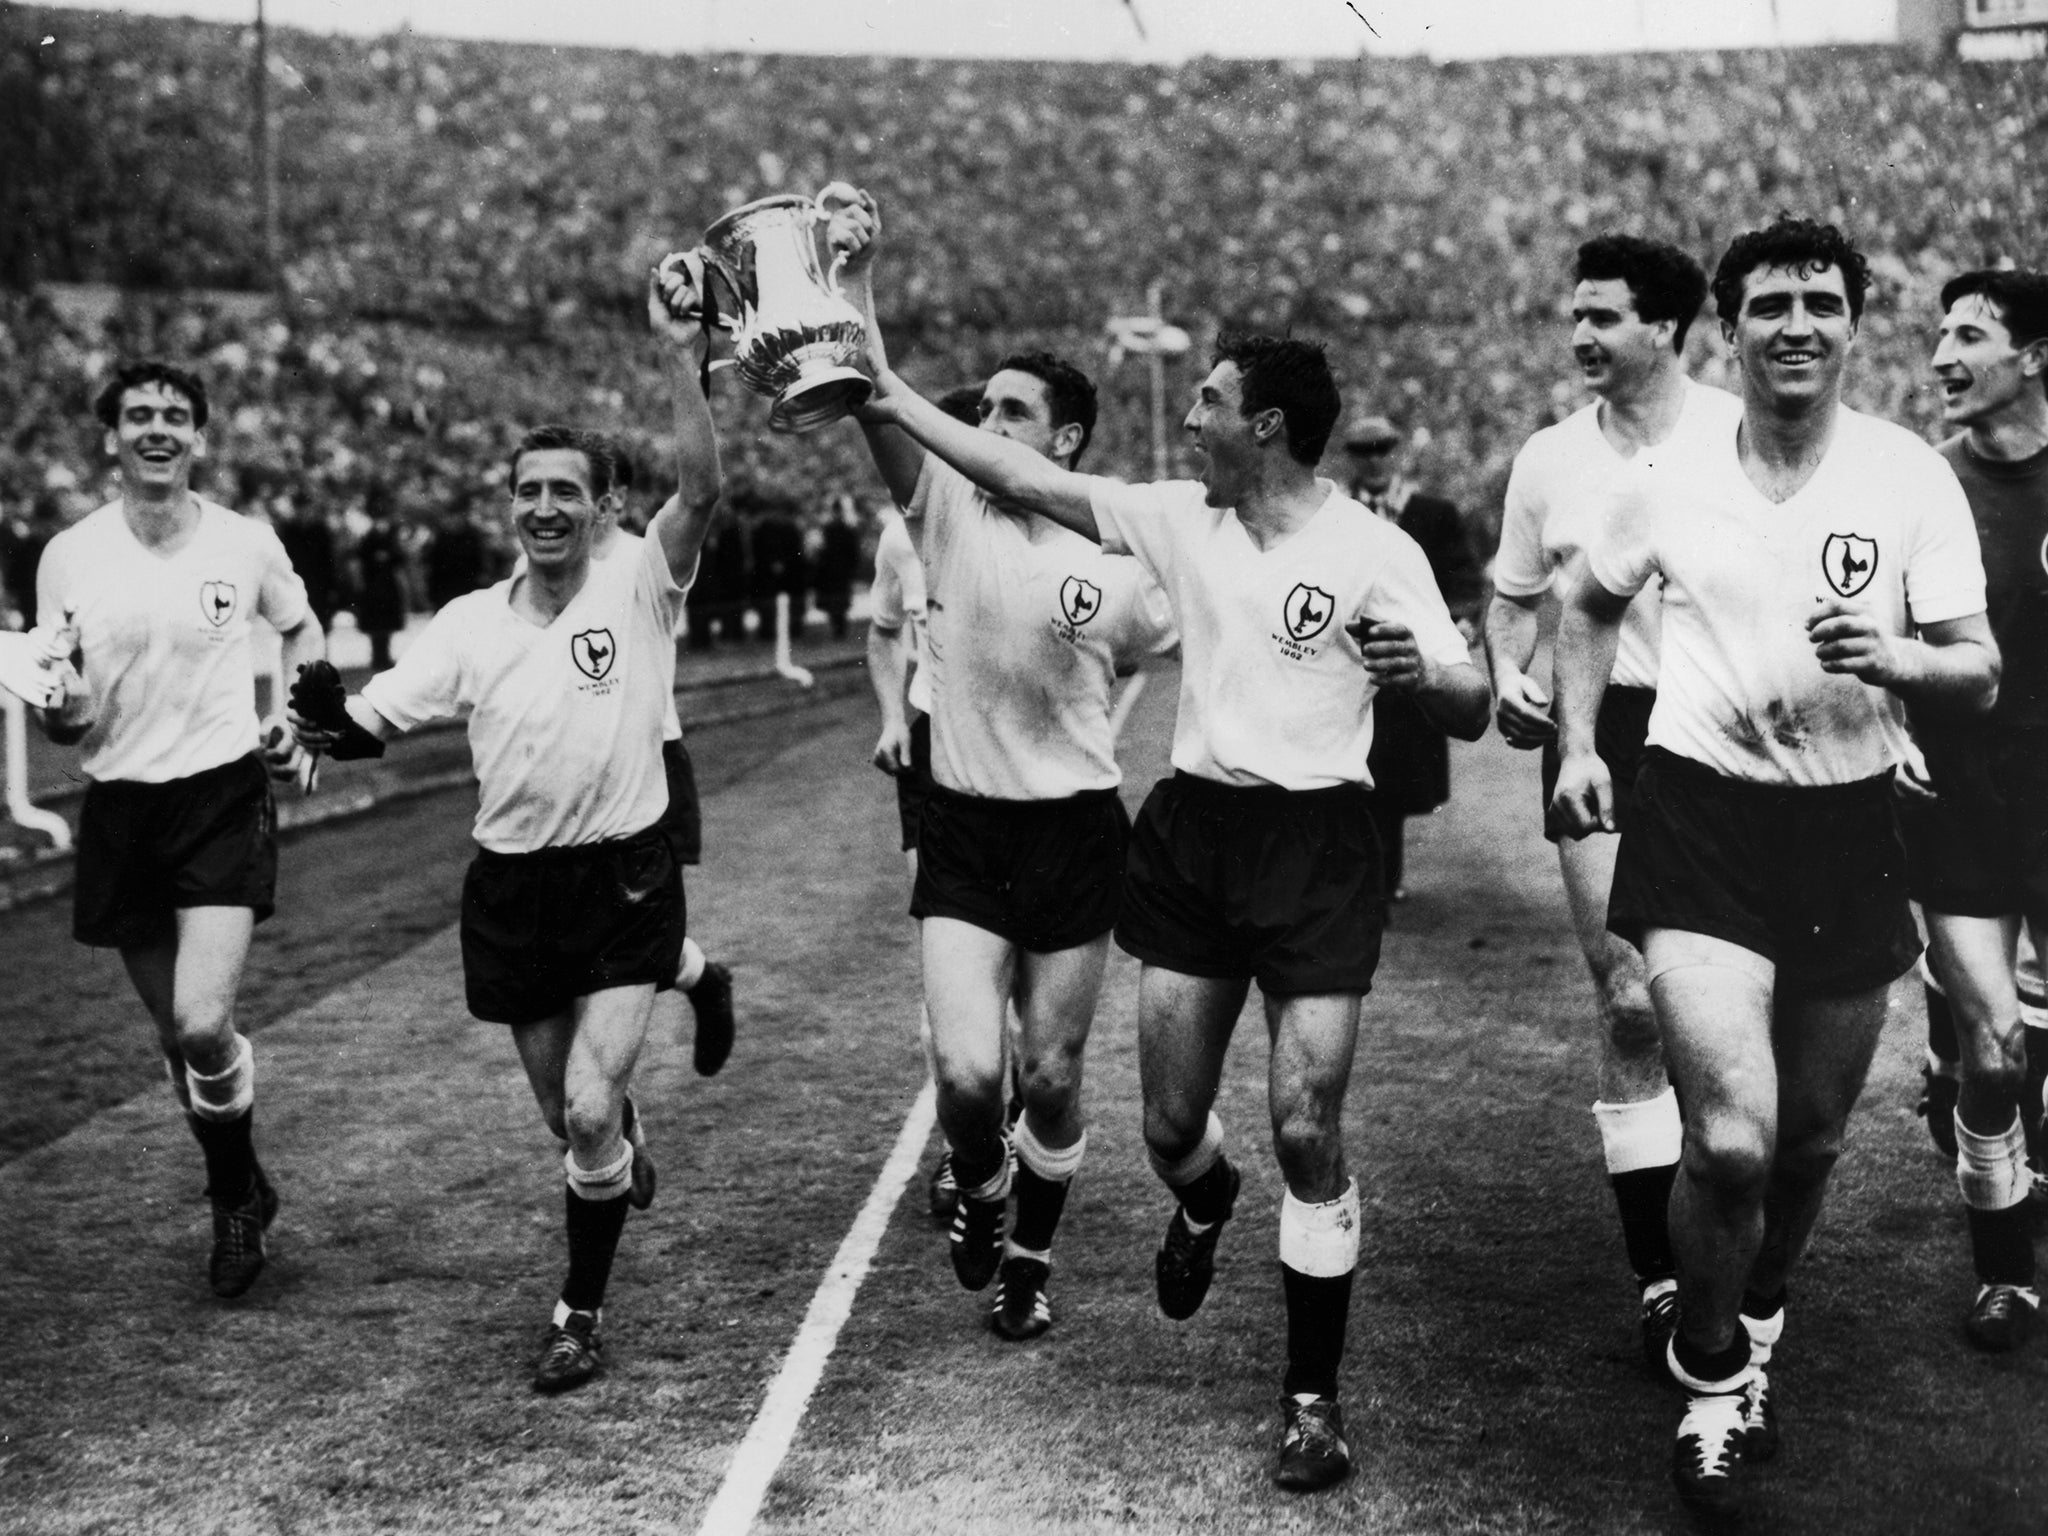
[254,522,313,631]
[1902,456,1989,628]
[637,526,691,623]
[360,604,469,731]
[869,515,909,631]
[1367,530,1473,667]
[1086,477,1188,583]
[1491,448,1552,598]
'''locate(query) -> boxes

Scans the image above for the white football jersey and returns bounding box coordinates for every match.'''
[1588,405,1985,786]
[1089,477,1469,791]
[363,534,689,852]
[1493,381,1742,691]
[910,456,1174,799]
[37,499,310,783]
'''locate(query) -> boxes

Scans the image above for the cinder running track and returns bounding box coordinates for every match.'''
[1,667,2040,1535]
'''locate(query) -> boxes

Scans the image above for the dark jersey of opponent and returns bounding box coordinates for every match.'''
[1909,436,2048,746]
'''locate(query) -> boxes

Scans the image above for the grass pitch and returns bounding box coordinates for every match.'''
[2,676,2043,1534]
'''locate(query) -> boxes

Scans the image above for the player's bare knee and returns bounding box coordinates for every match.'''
[1143,1101,1210,1163]
[1683,1117,1773,1200]
[560,1093,622,1151]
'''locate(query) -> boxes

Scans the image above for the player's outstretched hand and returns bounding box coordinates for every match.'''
[288,660,385,760]
[1807,598,1896,685]
[819,183,879,273]
[1493,668,1556,749]
[1549,751,1616,838]
[1349,617,1424,692]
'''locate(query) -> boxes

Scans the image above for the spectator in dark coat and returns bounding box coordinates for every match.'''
[425,504,488,611]
[748,494,809,644]
[812,493,863,641]
[273,497,344,630]
[1343,414,1484,902]
[352,483,408,668]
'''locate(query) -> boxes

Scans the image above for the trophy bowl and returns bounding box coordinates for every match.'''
[699,192,873,434]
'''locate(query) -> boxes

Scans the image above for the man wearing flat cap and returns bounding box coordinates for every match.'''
[1342,416,1483,901]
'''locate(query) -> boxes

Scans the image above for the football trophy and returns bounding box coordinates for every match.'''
[696,189,873,433]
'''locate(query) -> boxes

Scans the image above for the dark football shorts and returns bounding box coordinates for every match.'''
[73,752,277,948]
[1608,747,1921,997]
[460,824,685,1025]
[1900,729,2048,929]
[1117,771,1384,997]
[895,712,932,853]
[911,779,1128,952]
[1541,684,1655,843]
[658,737,702,867]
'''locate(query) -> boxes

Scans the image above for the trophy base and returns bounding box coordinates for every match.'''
[769,368,874,434]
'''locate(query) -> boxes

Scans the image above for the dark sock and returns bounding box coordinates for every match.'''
[187,1109,257,1205]
[1610,1163,1678,1283]
[1966,1199,2037,1287]
[1174,1154,1238,1227]
[1739,1285,1786,1322]
[1672,1327,1752,1388]
[951,1139,1007,1196]
[1009,1164,1071,1253]
[562,1186,632,1313]
[1280,1264,1354,1399]
[1925,982,1959,1064]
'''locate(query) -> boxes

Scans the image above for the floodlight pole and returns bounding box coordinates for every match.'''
[1145,282,1169,481]
[253,0,281,293]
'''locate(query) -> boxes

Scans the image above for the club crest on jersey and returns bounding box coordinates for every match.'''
[1821,534,1878,599]
[571,628,616,681]
[1284,583,1336,642]
[1059,575,1103,627]
[199,581,238,627]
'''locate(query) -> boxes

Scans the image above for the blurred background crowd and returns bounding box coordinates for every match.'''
[0,4,2041,636]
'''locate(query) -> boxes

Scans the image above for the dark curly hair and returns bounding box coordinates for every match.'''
[1711,216,1872,327]
[94,360,209,430]
[1212,332,1341,467]
[1575,235,1709,352]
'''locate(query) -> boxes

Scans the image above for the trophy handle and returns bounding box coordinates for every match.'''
[810,186,865,299]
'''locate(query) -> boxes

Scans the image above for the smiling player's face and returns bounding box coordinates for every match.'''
[509,448,600,571]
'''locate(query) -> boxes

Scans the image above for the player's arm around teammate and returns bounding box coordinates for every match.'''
[1550,218,1997,1518]
[869,306,1486,1488]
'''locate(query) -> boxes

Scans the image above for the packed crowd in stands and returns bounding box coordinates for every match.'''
[2,5,2042,628]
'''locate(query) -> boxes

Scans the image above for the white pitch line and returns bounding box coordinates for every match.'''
[694,1077,939,1536]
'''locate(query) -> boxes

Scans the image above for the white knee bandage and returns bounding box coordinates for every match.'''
[1013,1117,1086,1183]
[1149,1112,1224,1188]
[1279,1180,1361,1278]
[186,1034,254,1122]
[565,1143,635,1202]
[1592,1088,1682,1174]
[1955,1112,2030,1212]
